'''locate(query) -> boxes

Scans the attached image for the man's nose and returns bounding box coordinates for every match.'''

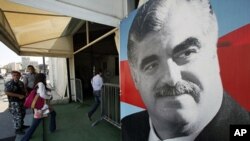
[161,59,181,86]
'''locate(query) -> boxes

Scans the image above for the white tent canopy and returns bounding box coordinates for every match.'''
[10,0,132,27]
[0,0,84,57]
[1,0,135,57]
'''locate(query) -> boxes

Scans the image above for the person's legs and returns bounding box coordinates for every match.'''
[20,102,29,129]
[88,91,101,118]
[49,110,56,132]
[9,102,24,134]
[20,103,26,120]
[21,118,42,141]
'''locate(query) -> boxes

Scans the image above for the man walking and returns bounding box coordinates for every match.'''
[87,70,103,121]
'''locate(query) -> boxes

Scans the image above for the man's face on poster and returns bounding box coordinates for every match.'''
[130,1,224,134]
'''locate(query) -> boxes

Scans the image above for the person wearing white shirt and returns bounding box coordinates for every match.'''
[35,81,52,117]
[21,73,56,141]
[87,70,103,121]
[36,81,52,100]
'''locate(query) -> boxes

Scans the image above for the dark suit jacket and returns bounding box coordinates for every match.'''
[122,93,250,141]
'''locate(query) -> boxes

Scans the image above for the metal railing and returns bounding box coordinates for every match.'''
[70,78,83,103]
[0,79,5,96]
[92,83,120,128]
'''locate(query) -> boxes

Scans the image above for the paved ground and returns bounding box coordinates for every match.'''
[0,79,16,140]
[0,79,14,140]
[0,94,15,139]
[0,80,33,141]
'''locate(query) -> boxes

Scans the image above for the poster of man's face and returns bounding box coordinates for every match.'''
[120,0,250,141]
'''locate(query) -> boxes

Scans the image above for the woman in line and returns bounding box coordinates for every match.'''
[21,73,56,141]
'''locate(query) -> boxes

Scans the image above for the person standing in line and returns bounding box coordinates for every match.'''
[5,71,29,134]
[21,73,56,141]
[87,70,103,121]
[23,65,37,94]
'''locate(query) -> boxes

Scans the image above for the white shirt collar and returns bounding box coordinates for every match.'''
[148,118,200,141]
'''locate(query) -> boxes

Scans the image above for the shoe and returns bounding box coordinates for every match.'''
[22,125,30,130]
[87,113,92,121]
[15,129,25,135]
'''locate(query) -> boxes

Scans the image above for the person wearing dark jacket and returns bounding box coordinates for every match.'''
[5,71,28,134]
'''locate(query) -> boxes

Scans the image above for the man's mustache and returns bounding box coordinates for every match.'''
[154,81,201,102]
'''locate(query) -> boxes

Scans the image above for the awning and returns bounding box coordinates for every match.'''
[0,0,136,57]
[9,0,132,27]
[0,0,84,57]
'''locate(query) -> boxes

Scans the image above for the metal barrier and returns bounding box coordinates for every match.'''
[0,79,5,96]
[70,78,83,103]
[92,83,120,128]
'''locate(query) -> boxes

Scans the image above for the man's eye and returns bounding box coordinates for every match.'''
[179,49,197,58]
[143,62,159,73]
[173,47,199,65]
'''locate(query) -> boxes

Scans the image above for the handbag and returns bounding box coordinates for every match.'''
[24,89,45,109]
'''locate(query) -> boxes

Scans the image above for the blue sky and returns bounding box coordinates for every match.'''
[211,0,250,37]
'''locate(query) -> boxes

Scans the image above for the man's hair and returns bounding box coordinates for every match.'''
[127,0,218,67]
[11,70,21,76]
[27,65,35,69]
[95,69,102,75]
